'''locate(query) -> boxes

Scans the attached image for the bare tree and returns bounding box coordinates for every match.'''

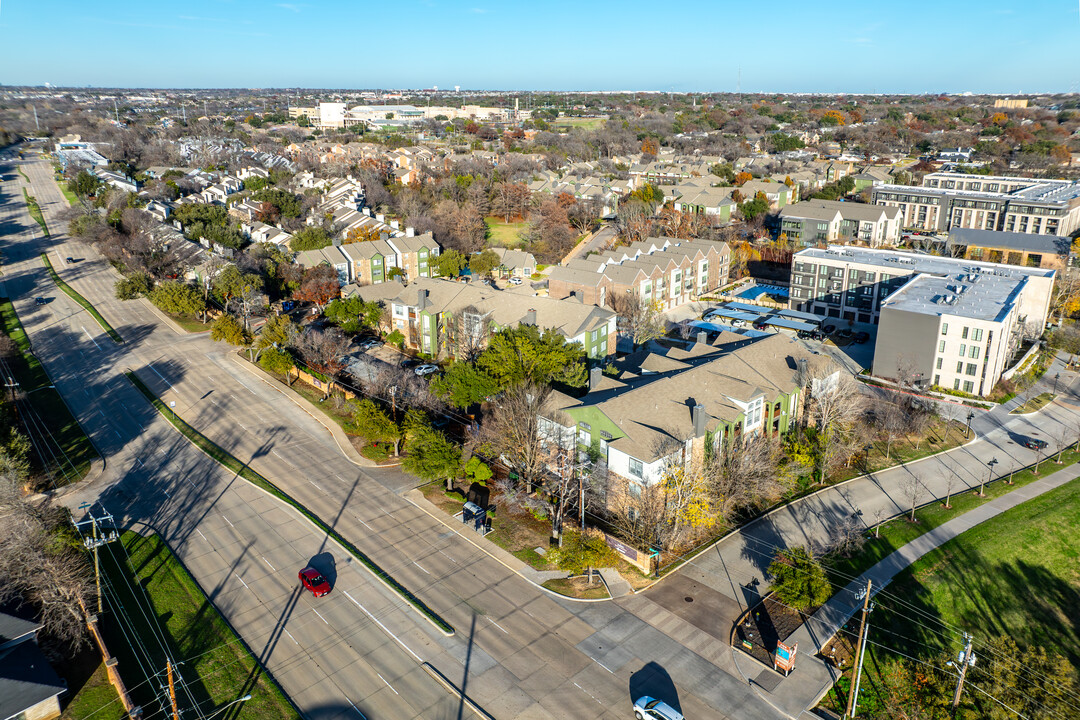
[480,381,555,492]
[293,326,349,380]
[901,474,922,522]
[805,369,865,481]
[942,472,958,509]
[827,513,867,558]
[876,399,908,461]
[608,291,665,348]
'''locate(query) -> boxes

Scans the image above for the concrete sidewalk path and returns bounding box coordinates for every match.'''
[741,462,1080,719]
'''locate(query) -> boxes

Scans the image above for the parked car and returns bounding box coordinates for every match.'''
[1023,438,1048,451]
[401,358,420,369]
[65,256,75,264]
[414,364,440,376]
[822,323,837,335]
[298,567,331,597]
[508,277,523,285]
[853,331,870,344]
[34,297,47,305]
[836,328,853,340]
[357,338,383,351]
[633,697,684,720]
[797,329,823,341]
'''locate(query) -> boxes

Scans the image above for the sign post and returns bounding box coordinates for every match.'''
[774,641,797,676]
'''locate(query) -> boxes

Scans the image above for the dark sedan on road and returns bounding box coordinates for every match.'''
[298,567,331,597]
[1023,438,1048,451]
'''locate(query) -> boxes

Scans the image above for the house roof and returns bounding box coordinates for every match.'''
[0,626,66,720]
[552,334,833,459]
[947,227,1071,256]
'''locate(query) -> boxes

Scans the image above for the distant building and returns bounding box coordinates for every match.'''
[993,98,1029,109]
[946,228,1071,271]
[0,612,68,720]
[778,200,901,247]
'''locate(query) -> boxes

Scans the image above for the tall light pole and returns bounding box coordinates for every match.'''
[1054,372,1060,394]
[203,695,252,720]
[978,458,996,497]
[965,411,975,438]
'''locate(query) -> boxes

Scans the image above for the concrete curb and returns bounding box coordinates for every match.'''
[227,352,376,468]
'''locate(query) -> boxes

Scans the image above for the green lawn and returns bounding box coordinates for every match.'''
[23,188,49,235]
[89,531,299,720]
[1010,391,1055,414]
[58,180,80,207]
[60,662,124,720]
[873,475,1080,665]
[551,117,607,131]
[0,297,98,485]
[40,253,123,342]
[485,217,527,248]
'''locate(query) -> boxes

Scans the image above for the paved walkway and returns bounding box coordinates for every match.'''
[737,461,1080,719]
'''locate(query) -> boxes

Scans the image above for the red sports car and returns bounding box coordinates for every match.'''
[298,567,331,597]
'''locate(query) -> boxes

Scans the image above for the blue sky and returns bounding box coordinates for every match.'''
[1,1,1077,92]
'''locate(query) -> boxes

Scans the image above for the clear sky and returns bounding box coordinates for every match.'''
[1,0,1078,92]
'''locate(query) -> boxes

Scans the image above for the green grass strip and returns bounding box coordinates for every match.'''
[40,253,123,342]
[58,181,80,207]
[17,167,30,182]
[99,530,301,720]
[23,187,49,235]
[0,297,98,484]
[124,371,455,636]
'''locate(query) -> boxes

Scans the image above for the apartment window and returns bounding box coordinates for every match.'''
[954,379,961,390]
[628,457,643,480]
[936,358,943,370]
[939,340,946,353]
[966,363,978,376]
[591,329,598,342]
[578,426,591,445]
[959,344,966,356]
[970,346,980,359]
[934,374,940,386]
[963,381,975,394]
[956,361,964,373]
[972,328,984,342]
[941,323,949,335]
[962,327,969,340]
[745,397,765,431]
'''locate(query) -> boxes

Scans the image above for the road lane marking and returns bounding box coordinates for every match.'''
[222,515,233,527]
[283,628,298,645]
[595,659,615,674]
[263,557,276,571]
[342,591,422,663]
[486,617,508,634]
[81,326,100,349]
[353,515,373,531]
[312,608,328,625]
[146,362,174,390]
[573,682,604,706]
[234,573,249,590]
[162,488,170,498]
[377,674,399,695]
[345,697,367,719]
[309,480,322,492]
[413,561,429,575]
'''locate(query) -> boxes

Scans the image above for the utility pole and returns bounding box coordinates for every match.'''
[844,579,873,719]
[74,504,119,614]
[114,98,119,124]
[950,633,976,717]
[166,659,180,720]
[33,105,40,132]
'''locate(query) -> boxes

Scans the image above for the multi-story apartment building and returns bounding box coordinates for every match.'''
[296,231,440,287]
[388,278,617,360]
[547,237,730,311]
[789,246,1055,397]
[788,246,1054,327]
[778,200,902,247]
[945,228,1072,271]
[870,172,1080,236]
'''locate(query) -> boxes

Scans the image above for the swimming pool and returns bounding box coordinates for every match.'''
[737,284,789,300]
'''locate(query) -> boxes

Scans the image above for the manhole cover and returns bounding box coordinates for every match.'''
[684,596,694,603]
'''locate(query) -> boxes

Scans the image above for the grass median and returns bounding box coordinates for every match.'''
[40,253,123,342]
[91,530,300,720]
[23,188,49,235]
[0,297,97,485]
[124,370,455,636]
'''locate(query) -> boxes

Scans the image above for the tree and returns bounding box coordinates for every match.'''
[640,137,659,156]
[968,636,1080,720]
[252,314,297,361]
[463,456,492,484]
[739,192,771,221]
[492,182,531,223]
[293,265,340,309]
[148,280,205,316]
[432,249,467,278]
[767,546,831,612]
[70,170,104,199]
[294,326,349,378]
[609,292,665,348]
[402,420,461,490]
[430,362,500,409]
[214,265,263,329]
[210,314,249,346]
[546,530,618,586]
[289,226,332,251]
[259,347,295,376]
[468,249,500,277]
[477,325,587,389]
[324,297,381,333]
[252,188,302,219]
[344,226,382,244]
[348,399,402,455]
[804,369,865,482]
[114,272,153,300]
[734,171,753,186]
[480,381,553,492]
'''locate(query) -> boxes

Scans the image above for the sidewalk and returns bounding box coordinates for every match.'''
[746,461,1080,719]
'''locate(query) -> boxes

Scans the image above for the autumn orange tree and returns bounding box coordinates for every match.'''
[734,171,753,186]
[344,226,382,244]
[641,137,660,156]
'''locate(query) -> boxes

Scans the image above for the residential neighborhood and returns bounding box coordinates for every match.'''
[1,8,1079,720]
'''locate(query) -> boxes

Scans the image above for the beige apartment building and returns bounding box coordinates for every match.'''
[870,172,1080,237]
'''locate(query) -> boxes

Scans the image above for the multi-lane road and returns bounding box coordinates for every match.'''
[4,146,1078,720]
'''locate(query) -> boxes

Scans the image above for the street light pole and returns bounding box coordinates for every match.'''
[1054,372,1060,394]
[965,411,974,438]
[203,695,253,720]
[979,458,996,497]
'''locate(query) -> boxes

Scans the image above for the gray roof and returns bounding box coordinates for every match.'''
[0,615,37,646]
[796,246,1055,281]
[947,228,1071,256]
[882,270,1026,323]
[0,631,66,720]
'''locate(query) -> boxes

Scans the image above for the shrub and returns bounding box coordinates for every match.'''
[768,546,831,612]
[360,442,391,462]
[386,329,405,348]
[115,273,153,300]
[259,347,294,375]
